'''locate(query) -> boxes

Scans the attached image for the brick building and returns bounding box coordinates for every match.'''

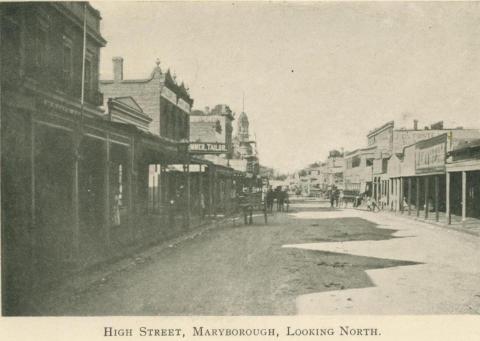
[100,58,193,140]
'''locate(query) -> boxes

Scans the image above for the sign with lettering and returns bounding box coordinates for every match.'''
[189,142,227,154]
[178,98,191,113]
[393,130,444,154]
[161,86,177,105]
[415,134,447,174]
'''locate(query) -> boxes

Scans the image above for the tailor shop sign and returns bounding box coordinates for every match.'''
[415,134,447,175]
[189,142,227,154]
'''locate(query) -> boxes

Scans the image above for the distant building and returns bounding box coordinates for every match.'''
[232,111,259,176]
[190,105,234,158]
[326,150,344,190]
[343,146,376,194]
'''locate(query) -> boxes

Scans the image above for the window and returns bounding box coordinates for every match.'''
[118,164,123,207]
[351,156,361,168]
[25,13,49,73]
[366,158,374,167]
[1,16,21,82]
[215,120,222,134]
[62,40,73,90]
[84,59,92,98]
[35,28,48,68]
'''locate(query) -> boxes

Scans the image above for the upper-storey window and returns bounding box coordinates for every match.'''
[62,36,73,91]
[351,156,361,168]
[35,28,48,68]
[25,11,50,75]
[1,11,21,83]
[84,58,92,98]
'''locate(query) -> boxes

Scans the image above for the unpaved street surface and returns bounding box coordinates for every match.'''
[291,206,480,314]
[38,200,480,315]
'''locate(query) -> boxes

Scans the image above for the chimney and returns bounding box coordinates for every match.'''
[413,119,418,130]
[113,57,124,81]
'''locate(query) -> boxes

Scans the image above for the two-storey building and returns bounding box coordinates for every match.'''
[2,2,109,314]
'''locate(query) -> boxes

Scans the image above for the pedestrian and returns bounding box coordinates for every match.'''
[284,190,290,212]
[334,187,340,208]
[266,187,274,212]
[112,191,121,226]
[200,192,206,220]
[330,188,335,208]
[278,189,285,212]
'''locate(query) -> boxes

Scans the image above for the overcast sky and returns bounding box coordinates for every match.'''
[94,1,480,172]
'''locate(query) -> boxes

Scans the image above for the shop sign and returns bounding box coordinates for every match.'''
[415,134,447,174]
[189,142,227,154]
[161,87,177,105]
[178,98,191,113]
[39,98,79,116]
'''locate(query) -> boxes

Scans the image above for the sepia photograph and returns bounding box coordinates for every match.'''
[1,0,480,329]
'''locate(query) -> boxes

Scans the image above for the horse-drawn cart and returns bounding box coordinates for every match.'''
[238,190,267,225]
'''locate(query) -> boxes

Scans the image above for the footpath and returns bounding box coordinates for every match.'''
[351,202,480,237]
[31,215,238,314]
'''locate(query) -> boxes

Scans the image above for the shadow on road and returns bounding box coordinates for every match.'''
[37,203,422,316]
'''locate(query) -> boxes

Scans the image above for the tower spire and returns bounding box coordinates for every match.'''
[242,91,245,113]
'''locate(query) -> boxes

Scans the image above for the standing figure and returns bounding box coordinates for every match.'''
[200,192,206,220]
[284,190,290,212]
[330,188,335,208]
[334,187,340,208]
[266,187,274,212]
[278,189,285,212]
[112,191,121,226]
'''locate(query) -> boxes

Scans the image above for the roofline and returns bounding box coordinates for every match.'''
[367,120,394,137]
[344,145,377,157]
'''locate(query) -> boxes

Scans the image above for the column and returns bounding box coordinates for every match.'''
[183,161,190,228]
[462,171,467,226]
[446,171,451,225]
[408,177,412,215]
[199,165,203,219]
[151,172,156,214]
[72,134,81,266]
[386,179,390,207]
[127,139,135,240]
[397,178,401,212]
[213,169,217,218]
[160,164,167,204]
[391,179,395,211]
[104,136,111,250]
[208,166,214,217]
[416,177,420,217]
[425,176,429,219]
[400,177,404,213]
[29,116,38,282]
[435,175,439,222]
[157,171,161,212]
